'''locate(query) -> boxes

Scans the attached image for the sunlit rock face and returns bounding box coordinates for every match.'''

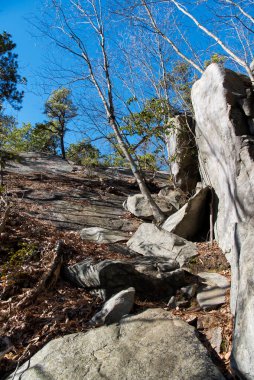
[192,63,254,379]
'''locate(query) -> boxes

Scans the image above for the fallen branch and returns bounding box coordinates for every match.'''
[17,240,65,309]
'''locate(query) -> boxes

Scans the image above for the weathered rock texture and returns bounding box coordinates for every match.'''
[80,227,129,244]
[192,63,254,255]
[7,308,225,380]
[192,63,254,379]
[196,272,229,310]
[127,223,197,266]
[123,193,176,219]
[231,220,254,380]
[162,187,210,240]
[63,255,198,301]
[165,115,200,192]
[90,287,135,325]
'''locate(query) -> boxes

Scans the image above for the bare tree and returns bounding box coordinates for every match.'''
[170,0,254,82]
[121,0,254,83]
[43,0,166,223]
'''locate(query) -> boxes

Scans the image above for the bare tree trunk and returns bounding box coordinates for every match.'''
[60,133,66,159]
[109,116,166,223]
[47,0,166,223]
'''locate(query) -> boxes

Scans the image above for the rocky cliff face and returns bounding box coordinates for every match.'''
[165,115,200,193]
[192,63,254,380]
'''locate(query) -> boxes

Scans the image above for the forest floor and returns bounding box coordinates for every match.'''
[0,166,233,379]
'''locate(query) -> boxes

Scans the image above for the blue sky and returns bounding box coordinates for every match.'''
[0,0,49,126]
[0,0,253,158]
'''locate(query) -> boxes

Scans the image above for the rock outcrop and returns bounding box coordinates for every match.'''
[192,63,254,379]
[231,220,254,380]
[63,255,198,301]
[192,63,254,255]
[162,187,210,240]
[127,223,197,266]
[7,308,225,380]
[165,115,200,192]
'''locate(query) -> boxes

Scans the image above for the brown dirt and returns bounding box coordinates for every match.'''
[0,170,234,379]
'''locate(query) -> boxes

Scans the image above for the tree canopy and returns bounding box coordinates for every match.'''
[0,31,25,111]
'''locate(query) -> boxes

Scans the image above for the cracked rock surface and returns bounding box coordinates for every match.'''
[7,308,225,380]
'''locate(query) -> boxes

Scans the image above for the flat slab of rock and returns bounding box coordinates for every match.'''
[63,255,198,301]
[6,152,73,174]
[162,187,210,240]
[90,287,135,325]
[127,223,197,266]
[8,309,225,380]
[123,194,177,219]
[197,272,230,310]
[80,227,129,243]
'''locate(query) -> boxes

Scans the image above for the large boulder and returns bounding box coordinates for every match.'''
[165,115,200,192]
[231,221,254,380]
[158,188,187,210]
[123,194,177,220]
[63,255,198,301]
[127,223,197,266]
[192,63,254,255]
[7,308,225,380]
[192,63,254,379]
[162,187,210,240]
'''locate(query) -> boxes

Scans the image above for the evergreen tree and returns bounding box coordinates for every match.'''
[0,31,26,111]
[44,88,77,159]
[66,140,100,166]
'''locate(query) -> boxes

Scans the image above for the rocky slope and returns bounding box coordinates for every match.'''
[0,154,232,379]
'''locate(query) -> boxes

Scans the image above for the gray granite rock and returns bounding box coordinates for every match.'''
[123,193,177,219]
[63,255,198,301]
[162,187,210,240]
[127,223,197,266]
[90,287,135,325]
[231,221,254,380]
[158,188,187,210]
[7,308,225,380]
[192,65,254,378]
[192,63,254,255]
[197,272,230,310]
[80,227,129,244]
[165,115,199,192]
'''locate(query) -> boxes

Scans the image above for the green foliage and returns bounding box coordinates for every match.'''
[162,62,196,114]
[137,153,158,171]
[204,54,226,68]
[28,122,59,154]
[0,31,26,111]
[2,122,58,154]
[44,87,78,158]
[66,140,100,166]
[1,242,38,282]
[45,88,77,122]
[0,115,21,184]
[124,98,172,138]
